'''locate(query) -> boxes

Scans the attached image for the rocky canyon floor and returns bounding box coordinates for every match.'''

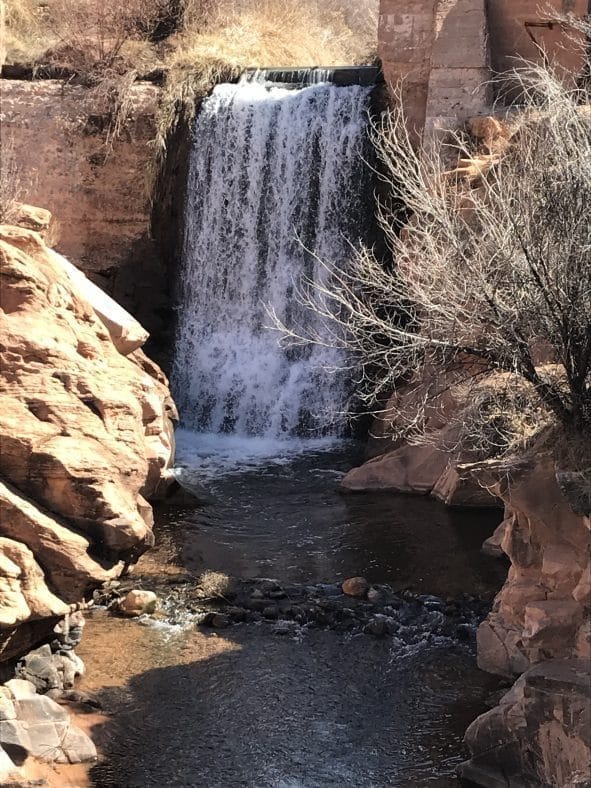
[76,439,508,787]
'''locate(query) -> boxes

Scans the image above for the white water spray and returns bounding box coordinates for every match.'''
[172,79,373,439]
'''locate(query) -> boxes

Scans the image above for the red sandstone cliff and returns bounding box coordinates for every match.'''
[0,208,177,661]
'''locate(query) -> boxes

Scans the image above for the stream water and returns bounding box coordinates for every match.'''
[77,75,508,786]
[79,436,507,787]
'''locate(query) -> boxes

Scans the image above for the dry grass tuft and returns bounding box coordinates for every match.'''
[197,570,236,599]
[4,0,51,63]
[155,0,377,154]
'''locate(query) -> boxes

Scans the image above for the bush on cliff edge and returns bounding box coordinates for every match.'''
[272,20,591,481]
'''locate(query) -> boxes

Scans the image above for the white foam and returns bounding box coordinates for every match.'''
[174,427,342,477]
[172,80,372,439]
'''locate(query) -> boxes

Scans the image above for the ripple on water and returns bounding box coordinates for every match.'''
[79,435,507,787]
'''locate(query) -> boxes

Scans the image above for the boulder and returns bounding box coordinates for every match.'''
[13,694,69,726]
[0,680,96,766]
[0,218,176,659]
[16,645,62,694]
[340,373,498,506]
[3,681,36,701]
[15,642,85,694]
[342,444,449,494]
[459,659,591,787]
[0,719,32,759]
[342,577,370,598]
[57,724,97,764]
[118,590,158,617]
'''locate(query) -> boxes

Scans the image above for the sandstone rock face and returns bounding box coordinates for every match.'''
[0,80,172,339]
[341,377,498,506]
[475,460,590,678]
[460,659,591,787]
[0,539,70,628]
[0,217,176,659]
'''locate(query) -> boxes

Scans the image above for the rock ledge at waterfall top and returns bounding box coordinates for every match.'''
[0,209,177,661]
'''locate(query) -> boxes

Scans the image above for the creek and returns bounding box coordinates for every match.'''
[79,73,507,786]
[79,437,506,787]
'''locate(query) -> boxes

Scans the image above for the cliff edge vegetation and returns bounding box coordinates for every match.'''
[3,0,378,159]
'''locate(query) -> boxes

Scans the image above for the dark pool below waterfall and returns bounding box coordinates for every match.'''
[79,440,508,787]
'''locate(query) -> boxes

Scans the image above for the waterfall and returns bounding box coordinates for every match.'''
[172,78,374,440]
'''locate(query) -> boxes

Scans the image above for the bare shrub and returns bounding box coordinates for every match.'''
[0,135,27,223]
[40,0,169,73]
[271,61,591,463]
[197,570,235,599]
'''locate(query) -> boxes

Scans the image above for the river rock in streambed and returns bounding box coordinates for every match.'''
[117,590,158,617]
[155,576,490,649]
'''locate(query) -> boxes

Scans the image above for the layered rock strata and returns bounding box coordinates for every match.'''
[0,210,177,661]
[460,660,591,786]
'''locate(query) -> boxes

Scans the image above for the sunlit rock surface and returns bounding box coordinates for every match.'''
[0,214,177,660]
[475,460,591,677]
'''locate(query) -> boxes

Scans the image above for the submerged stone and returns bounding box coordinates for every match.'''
[342,577,370,598]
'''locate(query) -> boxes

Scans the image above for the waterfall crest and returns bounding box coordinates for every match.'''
[172,79,373,438]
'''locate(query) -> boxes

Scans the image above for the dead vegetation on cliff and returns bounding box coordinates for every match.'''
[153,0,376,158]
[272,38,591,469]
[4,0,377,181]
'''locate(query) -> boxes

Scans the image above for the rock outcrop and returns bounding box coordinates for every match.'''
[0,80,173,342]
[341,374,499,507]
[0,211,177,660]
[458,461,591,783]
[460,660,591,786]
[475,460,591,678]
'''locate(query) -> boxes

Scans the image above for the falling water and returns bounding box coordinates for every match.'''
[172,78,374,439]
